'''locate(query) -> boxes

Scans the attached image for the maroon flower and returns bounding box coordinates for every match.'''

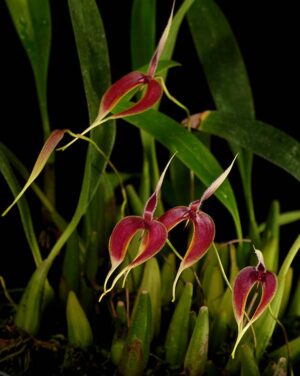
[231,248,277,357]
[159,156,237,301]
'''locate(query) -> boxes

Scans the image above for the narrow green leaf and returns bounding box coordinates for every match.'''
[68,0,115,205]
[69,0,111,121]
[0,147,42,266]
[278,267,293,318]
[131,0,156,69]
[60,233,81,299]
[262,201,280,272]
[201,111,300,182]
[288,276,300,317]
[259,211,300,232]
[187,0,254,115]
[5,0,51,136]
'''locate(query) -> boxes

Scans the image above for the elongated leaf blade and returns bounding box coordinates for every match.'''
[187,0,254,115]
[131,0,156,69]
[201,111,300,182]
[5,0,51,135]
[0,146,42,266]
[69,0,111,121]
[68,0,115,197]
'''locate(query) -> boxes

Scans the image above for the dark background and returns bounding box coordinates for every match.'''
[0,1,299,288]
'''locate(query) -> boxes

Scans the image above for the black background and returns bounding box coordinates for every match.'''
[0,1,299,288]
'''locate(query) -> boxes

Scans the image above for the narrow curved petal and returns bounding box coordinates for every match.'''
[143,154,176,221]
[147,0,175,76]
[103,216,145,293]
[159,206,189,231]
[112,78,162,119]
[172,212,215,301]
[108,216,145,271]
[233,266,258,327]
[99,71,145,119]
[129,220,168,269]
[199,155,238,207]
[2,129,65,216]
[252,271,277,321]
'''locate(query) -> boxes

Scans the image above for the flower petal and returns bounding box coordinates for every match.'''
[2,129,65,216]
[233,266,258,328]
[112,78,162,119]
[231,266,277,358]
[100,220,167,302]
[129,220,168,269]
[251,271,277,322]
[147,0,175,77]
[109,216,145,268]
[159,206,189,230]
[199,154,238,207]
[104,216,145,291]
[172,211,215,301]
[143,154,176,221]
[99,71,145,119]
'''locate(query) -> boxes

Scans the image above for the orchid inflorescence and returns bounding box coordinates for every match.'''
[99,155,237,303]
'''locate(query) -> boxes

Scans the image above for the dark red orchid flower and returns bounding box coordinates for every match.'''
[99,157,175,302]
[96,2,175,122]
[231,247,277,357]
[159,156,237,301]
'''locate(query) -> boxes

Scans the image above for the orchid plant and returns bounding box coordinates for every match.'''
[1,0,300,375]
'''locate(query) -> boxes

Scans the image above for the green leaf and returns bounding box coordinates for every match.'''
[5,0,51,136]
[131,0,156,69]
[187,0,257,242]
[187,0,254,115]
[0,146,42,266]
[122,108,241,237]
[201,111,300,182]
[69,0,111,121]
